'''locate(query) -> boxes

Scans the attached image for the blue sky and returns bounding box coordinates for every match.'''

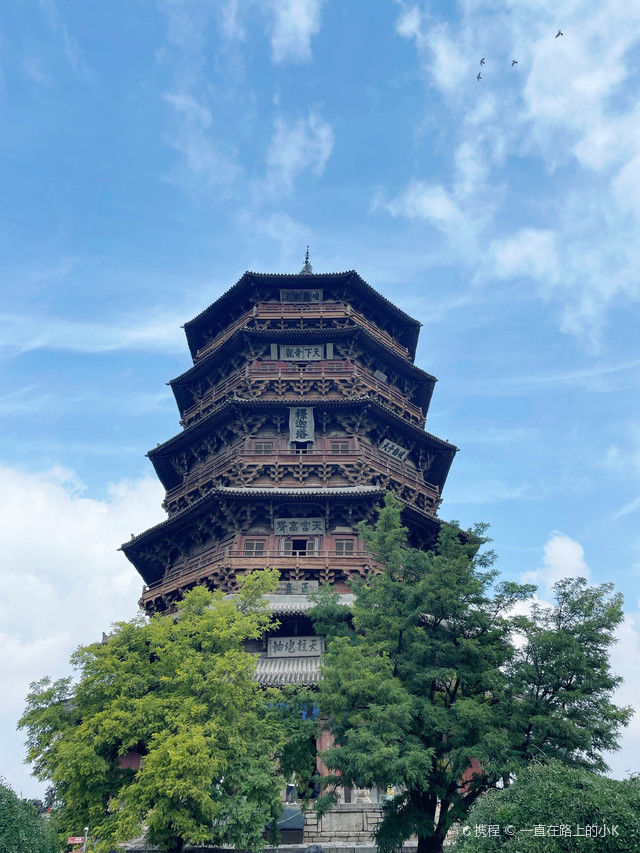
[1,0,640,795]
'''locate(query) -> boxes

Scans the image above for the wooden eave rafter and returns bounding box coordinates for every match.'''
[121,484,388,580]
[183,271,421,360]
[169,325,436,415]
[147,397,458,491]
[122,484,445,584]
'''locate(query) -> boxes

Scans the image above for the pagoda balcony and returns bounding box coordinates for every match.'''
[139,547,381,611]
[181,360,426,427]
[163,438,441,516]
[195,301,411,362]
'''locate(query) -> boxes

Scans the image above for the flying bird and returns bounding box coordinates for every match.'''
[555,29,564,37]
[477,71,482,80]
[512,59,518,66]
[480,57,486,65]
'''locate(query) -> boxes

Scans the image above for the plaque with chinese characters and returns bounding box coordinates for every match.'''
[267,636,325,657]
[280,344,325,360]
[274,517,325,535]
[379,438,409,461]
[275,580,319,594]
[280,289,323,303]
[289,407,315,442]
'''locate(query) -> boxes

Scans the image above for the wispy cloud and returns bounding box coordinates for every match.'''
[263,110,334,197]
[163,90,241,193]
[22,55,50,86]
[0,310,185,356]
[498,358,640,392]
[38,0,88,75]
[443,478,530,505]
[267,0,325,64]
[387,0,640,342]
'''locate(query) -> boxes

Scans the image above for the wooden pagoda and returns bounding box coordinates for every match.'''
[121,258,457,689]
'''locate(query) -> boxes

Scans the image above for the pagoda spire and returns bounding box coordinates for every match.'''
[299,246,313,275]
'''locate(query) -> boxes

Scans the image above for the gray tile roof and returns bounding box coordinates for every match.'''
[254,654,322,685]
[263,593,354,614]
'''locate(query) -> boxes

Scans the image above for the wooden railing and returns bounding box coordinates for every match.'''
[181,359,425,425]
[164,438,440,513]
[140,549,376,601]
[195,302,410,361]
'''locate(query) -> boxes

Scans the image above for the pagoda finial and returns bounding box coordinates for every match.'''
[299,246,313,275]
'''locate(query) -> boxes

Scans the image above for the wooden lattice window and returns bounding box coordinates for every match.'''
[244,540,266,556]
[253,441,274,453]
[335,539,355,555]
[330,441,350,454]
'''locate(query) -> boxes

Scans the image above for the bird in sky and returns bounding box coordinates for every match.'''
[555,29,564,37]
[477,71,482,80]
[512,59,518,65]
[480,57,486,65]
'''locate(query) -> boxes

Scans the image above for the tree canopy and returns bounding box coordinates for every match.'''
[0,779,57,853]
[454,762,640,852]
[19,570,287,853]
[311,494,631,853]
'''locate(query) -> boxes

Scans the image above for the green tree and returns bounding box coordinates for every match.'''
[454,762,640,852]
[0,779,57,853]
[311,494,630,853]
[505,578,631,771]
[19,570,286,853]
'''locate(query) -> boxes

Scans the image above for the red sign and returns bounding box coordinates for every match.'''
[67,838,84,844]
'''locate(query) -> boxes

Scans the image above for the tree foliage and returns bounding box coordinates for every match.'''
[19,570,287,853]
[0,779,57,853]
[505,578,630,772]
[454,762,640,852]
[311,494,631,853]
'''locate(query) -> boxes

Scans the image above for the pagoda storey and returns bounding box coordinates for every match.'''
[121,261,457,689]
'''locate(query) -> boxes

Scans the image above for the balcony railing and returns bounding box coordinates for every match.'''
[164,437,440,514]
[139,548,378,603]
[195,302,410,361]
[181,359,425,426]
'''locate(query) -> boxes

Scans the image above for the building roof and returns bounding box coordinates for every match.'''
[168,324,436,409]
[254,654,321,686]
[183,270,422,361]
[264,592,354,613]
[122,483,387,552]
[147,396,457,491]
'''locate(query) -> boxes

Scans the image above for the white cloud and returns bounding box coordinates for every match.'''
[385,181,462,226]
[22,55,49,86]
[268,0,324,64]
[38,0,89,76]
[0,309,185,356]
[522,531,590,591]
[395,5,422,43]
[606,612,640,778]
[490,228,559,283]
[264,111,334,196]
[252,211,310,266]
[517,533,639,778]
[163,90,241,193]
[604,429,640,476]
[218,0,245,41]
[443,478,529,505]
[157,1,327,202]
[0,465,164,796]
[387,0,640,341]
[613,496,640,519]
[380,179,481,256]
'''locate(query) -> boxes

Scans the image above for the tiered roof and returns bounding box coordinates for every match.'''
[183,270,422,360]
